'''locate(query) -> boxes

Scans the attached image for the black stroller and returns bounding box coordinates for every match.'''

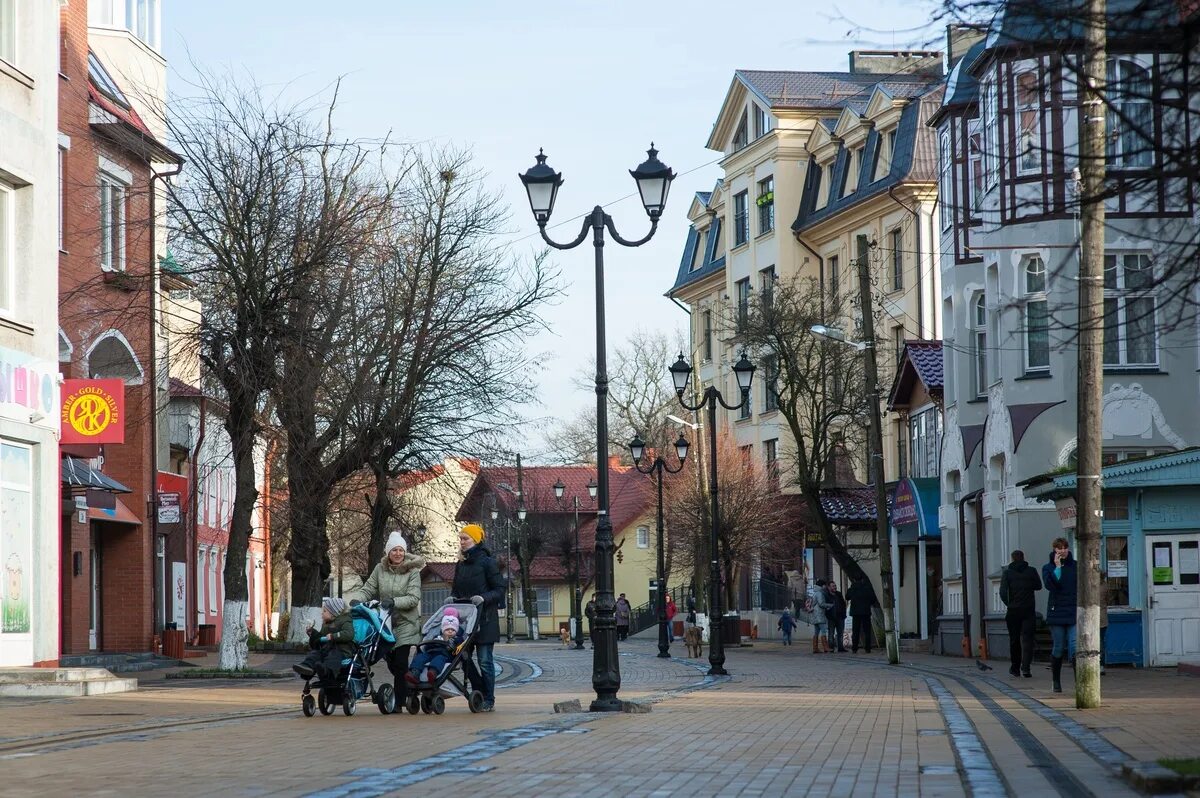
[301,600,396,717]
[403,602,487,715]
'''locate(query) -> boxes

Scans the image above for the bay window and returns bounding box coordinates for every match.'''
[1015,69,1042,174]
[939,131,953,230]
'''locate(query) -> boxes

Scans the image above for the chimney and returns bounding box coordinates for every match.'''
[848,50,944,78]
[946,24,987,70]
[608,455,623,471]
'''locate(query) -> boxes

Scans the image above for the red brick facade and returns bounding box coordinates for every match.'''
[58,0,160,655]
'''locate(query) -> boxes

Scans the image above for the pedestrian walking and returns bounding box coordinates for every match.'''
[999,549,1042,678]
[846,575,875,653]
[1042,537,1077,693]
[451,523,505,712]
[354,530,426,710]
[826,581,848,652]
[665,594,677,643]
[615,593,632,641]
[808,579,831,653]
[585,594,597,647]
[777,609,797,645]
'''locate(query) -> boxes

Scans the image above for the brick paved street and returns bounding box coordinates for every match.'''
[1,638,1197,797]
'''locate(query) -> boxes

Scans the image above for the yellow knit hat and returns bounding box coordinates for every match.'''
[462,523,485,544]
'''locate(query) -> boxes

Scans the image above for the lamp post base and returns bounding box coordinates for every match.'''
[707,666,728,676]
[589,697,623,712]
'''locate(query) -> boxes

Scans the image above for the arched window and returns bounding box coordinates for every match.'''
[1015,69,1041,174]
[972,293,988,396]
[86,331,143,382]
[58,330,73,364]
[1023,257,1049,371]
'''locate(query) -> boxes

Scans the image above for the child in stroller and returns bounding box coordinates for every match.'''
[405,607,464,687]
[403,602,488,715]
[299,598,397,717]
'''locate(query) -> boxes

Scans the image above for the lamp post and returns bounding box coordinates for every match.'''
[669,351,755,676]
[629,432,690,658]
[520,145,675,711]
[491,504,525,644]
[554,476,598,650]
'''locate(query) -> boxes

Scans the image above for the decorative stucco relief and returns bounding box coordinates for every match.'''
[1102,382,1185,449]
[942,405,965,479]
[984,383,1014,485]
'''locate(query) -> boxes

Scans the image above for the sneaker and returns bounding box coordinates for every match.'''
[293,664,314,679]
[1009,665,1020,677]
[1021,670,1032,678]
[481,700,495,712]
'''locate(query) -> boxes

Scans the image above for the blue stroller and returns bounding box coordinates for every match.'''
[301,600,396,717]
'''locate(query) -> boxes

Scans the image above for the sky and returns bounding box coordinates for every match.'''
[166,1,940,460]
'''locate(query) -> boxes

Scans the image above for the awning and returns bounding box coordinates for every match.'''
[88,497,141,526]
[890,477,941,541]
[61,457,132,493]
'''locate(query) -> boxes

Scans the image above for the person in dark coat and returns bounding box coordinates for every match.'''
[614,594,632,641]
[1042,537,1077,693]
[999,549,1042,678]
[826,582,848,652]
[845,575,875,653]
[451,523,506,711]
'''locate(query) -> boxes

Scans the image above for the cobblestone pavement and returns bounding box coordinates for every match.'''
[0,637,1195,797]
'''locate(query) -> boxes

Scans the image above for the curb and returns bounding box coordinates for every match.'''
[1121,761,1200,794]
[1178,662,1200,678]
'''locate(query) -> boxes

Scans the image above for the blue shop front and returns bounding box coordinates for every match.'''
[889,477,941,644]
[1023,449,1200,667]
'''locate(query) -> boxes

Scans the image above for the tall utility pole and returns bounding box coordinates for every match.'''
[1075,0,1107,709]
[854,235,899,665]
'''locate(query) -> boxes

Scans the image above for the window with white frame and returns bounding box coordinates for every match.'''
[981,79,998,188]
[1106,58,1153,169]
[0,182,11,313]
[814,163,830,209]
[515,586,552,617]
[711,219,725,260]
[736,277,750,332]
[636,525,649,548]
[939,131,953,230]
[909,407,942,479]
[828,255,840,301]
[764,438,779,488]
[759,265,775,311]
[689,228,704,271]
[844,147,861,197]
[753,104,772,139]
[702,309,713,361]
[762,354,778,412]
[872,129,895,182]
[972,292,988,396]
[1023,256,1050,370]
[732,112,749,152]
[890,228,903,291]
[757,176,774,234]
[1103,253,1157,366]
[968,120,984,210]
[99,174,126,272]
[207,547,218,612]
[195,546,205,618]
[1015,69,1042,174]
[0,0,15,65]
[89,0,161,50]
[733,191,749,246]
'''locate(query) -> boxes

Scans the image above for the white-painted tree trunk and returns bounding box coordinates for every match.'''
[529,617,540,640]
[289,605,322,643]
[218,600,249,671]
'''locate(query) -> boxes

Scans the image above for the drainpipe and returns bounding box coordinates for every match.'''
[148,160,184,641]
[887,186,923,338]
[958,489,982,658]
[794,234,825,317]
[974,495,989,660]
[928,196,940,335]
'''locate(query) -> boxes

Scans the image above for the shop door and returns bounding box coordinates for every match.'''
[1146,534,1200,666]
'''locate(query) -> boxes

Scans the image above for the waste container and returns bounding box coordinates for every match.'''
[721,613,742,647]
[198,624,217,646]
[163,628,185,659]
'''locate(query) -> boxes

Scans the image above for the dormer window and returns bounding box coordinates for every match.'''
[872,129,896,182]
[754,105,772,139]
[843,147,861,197]
[814,164,830,209]
[732,112,749,152]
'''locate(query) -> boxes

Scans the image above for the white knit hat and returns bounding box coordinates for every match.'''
[385,531,407,554]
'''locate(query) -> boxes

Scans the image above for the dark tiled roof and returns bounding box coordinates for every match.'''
[820,488,893,527]
[668,187,726,297]
[737,69,935,111]
[981,0,1184,56]
[888,340,944,410]
[939,39,987,115]
[168,377,202,397]
[793,82,944,233]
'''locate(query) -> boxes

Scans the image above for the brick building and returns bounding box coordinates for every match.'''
[57,0,179,656]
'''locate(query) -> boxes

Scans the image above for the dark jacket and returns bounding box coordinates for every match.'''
[310,610,356,656]
[777,612,797,632]
[826,588,848,622]
[451,544,506,645]
[845,579,875,616]
[1042,552,1078,626]
[999,560,1042,613]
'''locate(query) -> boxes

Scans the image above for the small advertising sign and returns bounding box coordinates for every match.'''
[60,379,125,444]
[892,479,919,527]
[1054,497,1077,531]
[158,493,181,525]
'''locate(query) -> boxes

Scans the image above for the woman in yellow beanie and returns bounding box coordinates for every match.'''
[451,523,504,711]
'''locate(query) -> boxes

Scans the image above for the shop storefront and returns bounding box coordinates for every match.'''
[889,477,942,643]
[1023,450,1200,667]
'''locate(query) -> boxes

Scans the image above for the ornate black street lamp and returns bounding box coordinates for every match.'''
[490,501,526,644]
[629,432,690,658]
[554,476,598,651]
[520,145,675,711]
[669,351,755,676]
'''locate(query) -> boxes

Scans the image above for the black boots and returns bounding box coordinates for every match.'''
[1051,656,1063,693]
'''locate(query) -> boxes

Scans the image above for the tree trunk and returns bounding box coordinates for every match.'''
[365,461,393,572]
[218,399,258,670]
[1075,0,1107,709]
[286,475,333,642]
[521,574,539,640]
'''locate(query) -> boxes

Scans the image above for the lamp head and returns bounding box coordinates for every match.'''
[518,149,563,224]
[553,479,565,501]
[587,477,598,500]
[629,143,675,219]
[732,350,756,393]
[674,433,690,463]
[628,433,646,464]
[668,353,692,397]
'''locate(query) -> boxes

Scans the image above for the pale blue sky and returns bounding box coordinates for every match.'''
[166,1,939,459]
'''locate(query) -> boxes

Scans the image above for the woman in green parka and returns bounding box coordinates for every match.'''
[356,530,425,707]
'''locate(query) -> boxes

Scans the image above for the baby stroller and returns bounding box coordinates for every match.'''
[301,600,397,717]
[404,602,487,715]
